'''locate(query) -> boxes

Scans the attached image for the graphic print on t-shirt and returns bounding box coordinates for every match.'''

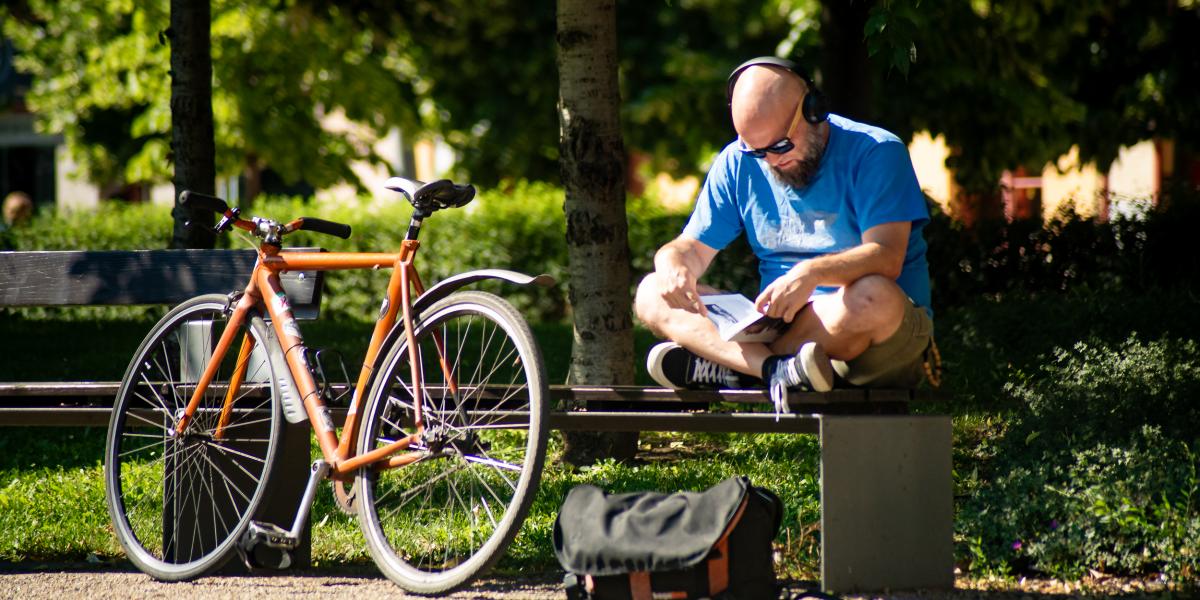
[758,199,840,255]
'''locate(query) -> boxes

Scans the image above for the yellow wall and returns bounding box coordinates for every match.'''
[906,134,1159,221]
[908,132,954,213]
[1040,146,1103,219]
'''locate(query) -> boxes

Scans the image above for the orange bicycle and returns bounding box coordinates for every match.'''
[102,178,552,593]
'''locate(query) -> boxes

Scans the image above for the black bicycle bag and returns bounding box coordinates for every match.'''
[553,476,783,600]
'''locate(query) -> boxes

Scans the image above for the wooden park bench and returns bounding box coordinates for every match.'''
[0,249,952,592]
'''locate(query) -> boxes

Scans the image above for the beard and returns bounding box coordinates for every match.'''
[770,124,827,189]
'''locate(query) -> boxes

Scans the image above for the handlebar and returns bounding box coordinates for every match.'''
[179,190,229,214]
[178,190,353,241]
[291,217,352,240]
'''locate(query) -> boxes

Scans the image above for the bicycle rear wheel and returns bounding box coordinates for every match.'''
[104,294,284,580]
[357,291,548,594]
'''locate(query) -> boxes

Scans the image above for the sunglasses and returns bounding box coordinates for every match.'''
[737,98,806,159]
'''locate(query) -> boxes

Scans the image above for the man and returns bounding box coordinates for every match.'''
[634,57,935,409]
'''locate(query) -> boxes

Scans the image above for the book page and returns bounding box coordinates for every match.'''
[701,293,782,342]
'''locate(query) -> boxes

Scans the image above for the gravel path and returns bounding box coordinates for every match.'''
[0,565,565,600]
[0,564,1181,599]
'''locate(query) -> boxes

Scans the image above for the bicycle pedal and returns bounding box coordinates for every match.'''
[243,521,299,550]
[236,540,294,571]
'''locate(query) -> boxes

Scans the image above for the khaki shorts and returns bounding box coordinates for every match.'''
[832,300,935,388]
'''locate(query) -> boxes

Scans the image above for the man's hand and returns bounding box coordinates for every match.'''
[754,267,817,322]
[653,236,718,317]
[660,265,708,316]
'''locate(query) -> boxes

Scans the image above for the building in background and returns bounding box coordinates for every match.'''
[0,39,57,211]
[909,133,1164,222]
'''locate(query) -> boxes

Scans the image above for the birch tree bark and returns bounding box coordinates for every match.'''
[557,0,637,465]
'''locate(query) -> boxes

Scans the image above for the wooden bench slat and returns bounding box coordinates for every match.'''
[0,249,323,317]
[551,385,915,404]
[0,407,113,427]
[0,381,917,427]
[548,411,822,434]
[0,382,121,397]
[0,382,914,404]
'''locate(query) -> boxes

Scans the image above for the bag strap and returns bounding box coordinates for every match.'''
[629,571,653,600]
[707,494,749,597]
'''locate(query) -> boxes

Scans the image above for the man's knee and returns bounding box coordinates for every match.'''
[841,275,906,325]
[634,272,668,330]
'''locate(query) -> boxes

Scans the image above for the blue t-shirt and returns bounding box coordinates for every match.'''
[682,114,932,311]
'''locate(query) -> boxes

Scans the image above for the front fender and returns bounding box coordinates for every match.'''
[412,268,555,315]
[360,269,555,402]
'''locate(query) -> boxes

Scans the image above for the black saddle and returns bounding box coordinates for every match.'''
[384,177,475,217]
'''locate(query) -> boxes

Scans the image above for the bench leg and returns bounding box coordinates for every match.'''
[165,419,312,573]
[244,419,313,570]
[818,415,953,592]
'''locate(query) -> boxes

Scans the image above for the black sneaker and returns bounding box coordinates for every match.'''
[647,342,739,389]
[768,342,834,413]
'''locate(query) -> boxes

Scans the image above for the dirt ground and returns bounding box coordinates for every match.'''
[0,562,1185,600]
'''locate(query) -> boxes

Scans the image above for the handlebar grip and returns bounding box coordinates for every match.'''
[297,217,352,240]
[179,190,229,214]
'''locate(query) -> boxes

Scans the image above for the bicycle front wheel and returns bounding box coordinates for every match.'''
[357,291,549,594]
[104,294,284,580]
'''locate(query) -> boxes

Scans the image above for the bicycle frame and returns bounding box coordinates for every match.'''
[172,222,447,480]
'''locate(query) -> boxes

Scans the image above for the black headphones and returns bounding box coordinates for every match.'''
[726,56,829,125]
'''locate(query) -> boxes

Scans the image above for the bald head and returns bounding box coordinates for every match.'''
[729,65,807,139]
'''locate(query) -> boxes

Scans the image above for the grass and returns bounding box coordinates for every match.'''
[0,425,825,578]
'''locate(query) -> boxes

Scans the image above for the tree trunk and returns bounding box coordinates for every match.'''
[243,153,263,209]
[556,0,637,466]
[820,0,875,122]
[169,0,217,249]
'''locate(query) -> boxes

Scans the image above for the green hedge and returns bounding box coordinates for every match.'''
[4,185,758,323]
[958,333,1200,580]
[924,190,1200,311]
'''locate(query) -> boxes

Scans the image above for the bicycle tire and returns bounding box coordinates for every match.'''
[357,290,549,594]
[104,294,285,580]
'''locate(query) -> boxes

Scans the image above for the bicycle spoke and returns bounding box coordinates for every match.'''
[464,462,509,521]
[205,442,268,468]
[376,461,470,522]
[462,453,523,475]
[199,451,255,507]
[118,437,169,459]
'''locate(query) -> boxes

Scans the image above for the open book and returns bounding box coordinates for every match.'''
[701,293,786,343]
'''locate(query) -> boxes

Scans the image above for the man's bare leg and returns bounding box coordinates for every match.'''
[634,272,773,378]
[771,274,909,360]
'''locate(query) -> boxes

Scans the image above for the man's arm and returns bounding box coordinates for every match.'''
[653,235,719,316]
[753,221,911,321]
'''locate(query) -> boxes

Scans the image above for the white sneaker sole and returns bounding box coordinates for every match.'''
[646,342,684,389]
[799,342,834,392]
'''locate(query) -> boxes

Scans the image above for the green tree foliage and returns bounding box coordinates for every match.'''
[861,0,1200,193]
[1,0,420,194]
[6,1,1196,194]
[317,0,813,184]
